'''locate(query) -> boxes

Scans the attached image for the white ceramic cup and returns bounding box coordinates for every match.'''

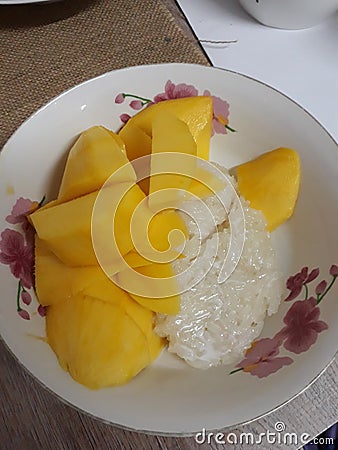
[238,0,338,30]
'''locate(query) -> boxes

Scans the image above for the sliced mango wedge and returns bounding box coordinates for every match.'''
[149,111,197,208]
[236,147,301,231]
[58,126,135,202]
[148,209,188,253]
[118,123,152,194]
[30,182,146,266]
[188,166,227,199]
[130,207,187,263]
[119,122,152,162]
[117,262,180,315]
[35,237,154,306]
[119,96,213,160]
[46,293,163,389]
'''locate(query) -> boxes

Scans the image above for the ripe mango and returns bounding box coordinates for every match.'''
[35,236,85,305]
[117,262,180,315]
[119,96,213,160]
[46,294,163,389]
[30,182,146,266]
[119,122,152,163]
[31,189,100,265]
[148,209,188,253]
[58,126,135,202]
[35,237,153,306]
[130,207,187,264]
[236,147,301,231]
[188,166,227,199]
[149,112,197,209]
[118,123,152,194]
[120,291,165,358]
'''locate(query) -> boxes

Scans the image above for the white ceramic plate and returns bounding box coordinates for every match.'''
[0,64,337,435]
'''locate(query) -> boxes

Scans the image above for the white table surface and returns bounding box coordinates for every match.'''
[177,0,338,140]
[175,1,338,447]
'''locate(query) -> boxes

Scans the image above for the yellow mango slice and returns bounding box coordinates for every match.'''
[119,123,152,193]
[30,182,145,266]
[119,96,213,160]
[130,207,187,263]
[31,190,99,266]
[36,242,149,304]
[34,237,153,306]
[149,112,197,208]
[124,249,154,269]
[46,294,160,389]
[117,262,180,315]
[35,236,82,305]
[120,292,165,357]
[147,332,165,360]
[119,122,152,162]
[58,126,135,202]
[147,209,187,254]
[188,166,227,199]
[106,130,127,154]
[236,147,301,231]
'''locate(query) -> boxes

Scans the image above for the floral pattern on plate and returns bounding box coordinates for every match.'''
[231,265,337,378]
[114,79,236,134]
[0,197,46,320]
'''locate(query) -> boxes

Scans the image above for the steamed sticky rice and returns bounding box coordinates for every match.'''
[155,165,283,369]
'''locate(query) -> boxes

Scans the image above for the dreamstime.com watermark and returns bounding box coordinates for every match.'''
[194,422,335,446]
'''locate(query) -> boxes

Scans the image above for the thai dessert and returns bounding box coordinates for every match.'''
[156,167,282,369]
[29,96,300,389]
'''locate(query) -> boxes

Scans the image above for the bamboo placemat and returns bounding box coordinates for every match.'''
[0,0,208,148]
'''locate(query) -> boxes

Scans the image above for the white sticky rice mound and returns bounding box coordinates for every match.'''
[154,164,283,369]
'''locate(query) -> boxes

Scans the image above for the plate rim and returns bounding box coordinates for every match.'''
[0,330,336,436]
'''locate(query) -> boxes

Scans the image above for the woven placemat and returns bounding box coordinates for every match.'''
[0,0,208,148]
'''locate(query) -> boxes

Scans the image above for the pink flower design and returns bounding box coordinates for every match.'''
[315,280,327,295]
[116,80,234,134]
[22,222,35,248]
[0,229,34,289]
[120,113,131,124]
[203,89,230,136]
[153,80,198,103]
[129,100,143,110]
[305,267,320,283]
[6,197,39,225]
[115,93,125,104]
[231,264,334,378]
[329,264,338,276]
[284,266,319,301]
[234,337,293,378]
[6,197,38,247]
[37,304,47,317]
[278,297,328,354]
[21,290,32,305]
[2,196,48,321]
[284,266,307,300]
[18,310,30,320]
